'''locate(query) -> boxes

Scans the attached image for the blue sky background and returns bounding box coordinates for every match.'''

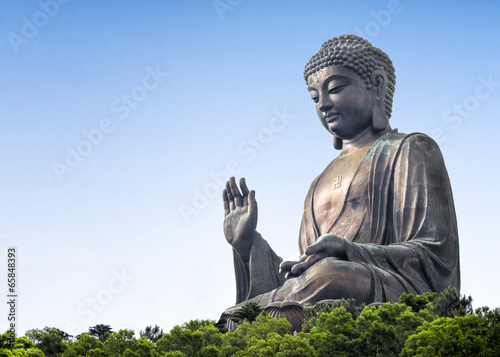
[0,0,499,336]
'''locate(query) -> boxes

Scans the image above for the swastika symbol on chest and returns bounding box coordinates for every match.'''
[332,175,342,190]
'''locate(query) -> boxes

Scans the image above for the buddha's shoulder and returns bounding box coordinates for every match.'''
[378,131,445,166]
[380,131,442,151]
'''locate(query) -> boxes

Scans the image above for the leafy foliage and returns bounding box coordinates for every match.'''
[88,325,113,343]
[303,298,363,333]
[220,313,314,357]
[11,290,499,356]
[138,326,163,345]
[399,292,437,313]
[309,306,361,356]
[25,327,66,357]
[428,286,473,318]
[181,320,215,332]
[401,310,500,356]
[230,302,264,324]
[156,326,204,357]
[62,333,103,357]
[103,330,136,357]
[356,303,425,356]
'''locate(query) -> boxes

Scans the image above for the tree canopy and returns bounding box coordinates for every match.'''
[4,289,499,356]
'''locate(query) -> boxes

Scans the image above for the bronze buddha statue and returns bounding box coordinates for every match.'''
[220,34,460,322]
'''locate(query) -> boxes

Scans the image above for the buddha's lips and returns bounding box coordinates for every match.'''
[325,113,339,123]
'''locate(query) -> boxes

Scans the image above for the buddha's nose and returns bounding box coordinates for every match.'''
[318,97,332,113]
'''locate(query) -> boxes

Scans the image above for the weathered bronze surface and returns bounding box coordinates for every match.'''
[220,35,460,318]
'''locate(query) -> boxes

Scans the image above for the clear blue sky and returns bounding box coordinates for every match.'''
[1,0,499,336]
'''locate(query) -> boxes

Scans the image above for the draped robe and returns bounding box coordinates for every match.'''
[231,130,460,306]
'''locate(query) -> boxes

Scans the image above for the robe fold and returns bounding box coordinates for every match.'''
[232,131,460,306]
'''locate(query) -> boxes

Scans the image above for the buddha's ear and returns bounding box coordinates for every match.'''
[370,69,387,100]
[370,69,388,131]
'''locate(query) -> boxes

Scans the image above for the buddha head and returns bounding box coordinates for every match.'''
[304,34,396,149]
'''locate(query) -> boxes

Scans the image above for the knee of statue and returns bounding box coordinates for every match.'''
[216,301,305,334]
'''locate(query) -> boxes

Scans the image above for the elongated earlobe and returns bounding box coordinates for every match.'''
[371,105,387,131]
[333,135,343,150]
[370,70,388,132]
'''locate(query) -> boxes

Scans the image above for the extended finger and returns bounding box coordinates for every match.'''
[225,181,235,211]
[279,260,296,273]
[240,177,249,205]
[240,177,249,195]
[229,177,243,207]
[248,190,256,210]
[222,189,230,215]
[290,255,321,275]
[305,240,326,256]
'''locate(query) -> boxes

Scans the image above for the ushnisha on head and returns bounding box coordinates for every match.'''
[304,34,396,120]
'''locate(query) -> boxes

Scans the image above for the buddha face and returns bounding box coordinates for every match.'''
[307,65,376,141]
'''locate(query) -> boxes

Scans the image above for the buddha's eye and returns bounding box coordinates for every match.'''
[328,83,349,94]
[311,96,319,103]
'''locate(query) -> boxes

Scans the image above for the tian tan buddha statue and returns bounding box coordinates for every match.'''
[219,34,460,328]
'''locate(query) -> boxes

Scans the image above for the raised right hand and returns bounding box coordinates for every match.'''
[223,177,258,260]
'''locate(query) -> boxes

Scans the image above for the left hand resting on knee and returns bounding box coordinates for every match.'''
[279,234,347,279]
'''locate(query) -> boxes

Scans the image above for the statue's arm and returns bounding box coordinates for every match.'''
[233,231,285,303]
[343,134,460,293]
[222,177,285,303]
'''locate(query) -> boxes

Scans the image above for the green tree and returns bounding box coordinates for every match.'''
[163,352,184,357]
[156,326,204,357]
[399,292,437,313]
[23,348,45,357]
[476,306,500,350]
[401,312,500,356]
[87,347,106,357]
[230,302,264,324]
[61,347,76,357]
[181,320,215,332]
[198,345,220,357]
[63,333,103,357]
[428,287,473,318]
[198,325,222,350]
[309,306,361,356]
[13,337,35,350]
[0,333,16,350]
[88,325,113,343]
[139,325,163,344]
[0,349,14,357]
[220,312,293,356]
[220,313,315,357]
[76,333,104,351]
[25,327,66,357]
[0,335,44,357]
[271,333,315,357]
[122,348,138,357]
[132,337,159,357]
[103,329,136,357]
[303,298,363,333]
[356,303,425,356]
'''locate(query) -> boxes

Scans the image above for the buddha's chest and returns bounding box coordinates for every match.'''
[313,148,369,235]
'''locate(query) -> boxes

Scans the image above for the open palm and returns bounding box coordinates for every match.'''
[223,177,258,260]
